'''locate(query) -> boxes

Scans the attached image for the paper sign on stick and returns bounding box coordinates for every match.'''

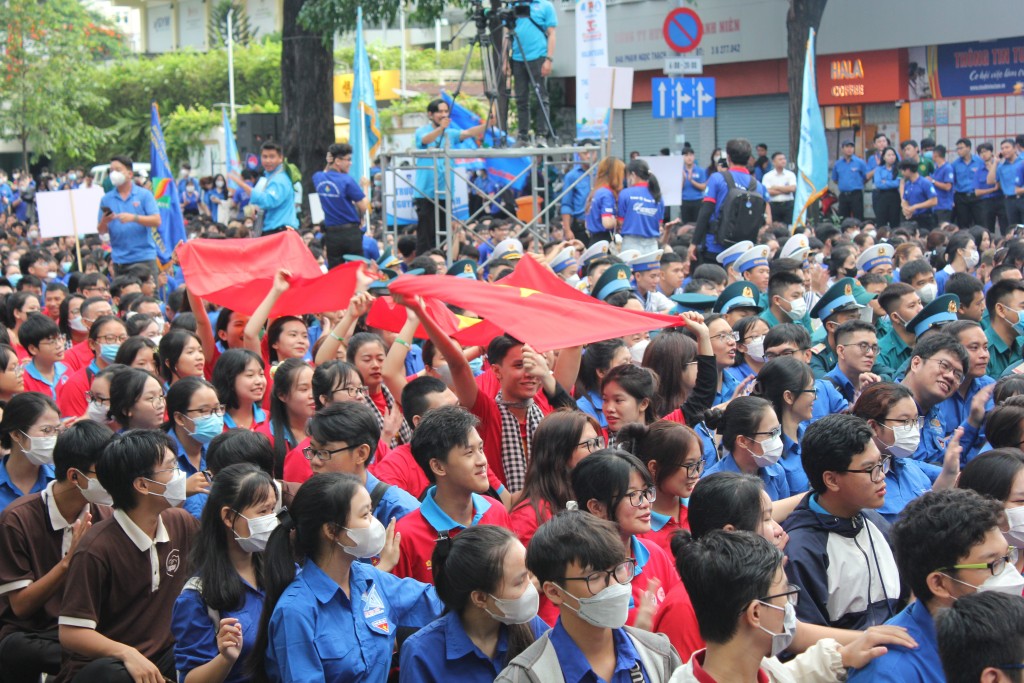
[639,156,683,206]
[36,187,104,239]
[589,67,634,110]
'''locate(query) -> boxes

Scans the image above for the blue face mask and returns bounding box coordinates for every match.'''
[188,414,224,445]
[99,343,120,363]
[1003,305,1024,336]
[468,356,485,376]
[61,262,72,273]
[7,274,21,287]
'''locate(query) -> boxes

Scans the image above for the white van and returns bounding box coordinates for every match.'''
[90,162,152,186]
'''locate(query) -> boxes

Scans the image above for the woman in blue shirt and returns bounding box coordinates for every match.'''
[399,526,548,682]
[725,316,768,387]
[702,396,792,501]
[872,147,902,228]
[752,357,817,495]
[0,392,60,510]
[206,174,230,222]
[584,156,625,243]
[251,472,442,683]
[172,463,279,683]
[574,339,630,429]
[617,159,664,254]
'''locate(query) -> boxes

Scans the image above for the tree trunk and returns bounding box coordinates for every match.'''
[281,0,334,220]
[786,0,828,161]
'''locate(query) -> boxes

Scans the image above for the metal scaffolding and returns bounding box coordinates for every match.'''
[380,143,599,261]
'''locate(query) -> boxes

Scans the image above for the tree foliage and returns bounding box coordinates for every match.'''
[208,0,259,48]
[298,0,458,43]
[0,0,127,168]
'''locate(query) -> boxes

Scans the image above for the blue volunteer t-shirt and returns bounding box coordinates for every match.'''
[702,168,770,253]
[932,162,955,210]
[617,184,663,238]
[682,165,707,201]
[902,176,937,216]
[952,154,983,193]
[996,157,1024,197]
[585,186,616,234]
[98,184,160,263]
[313,169,365,225]
[511,0,557,62]
[975,163,1002,199]
[414,125,463,198]
[831,156,868,191]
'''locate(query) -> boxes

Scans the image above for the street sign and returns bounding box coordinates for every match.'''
[662,7,703,54]
[652,77,716,119]
[664,56,703,75]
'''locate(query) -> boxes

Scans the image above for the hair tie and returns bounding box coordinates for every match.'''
[566,500,579,511]
[276,507,293,527]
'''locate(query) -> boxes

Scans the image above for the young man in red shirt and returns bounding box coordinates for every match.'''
[19,314,69,400]
[393,405,511,583]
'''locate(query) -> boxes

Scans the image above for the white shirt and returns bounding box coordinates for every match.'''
[762,168,797,202]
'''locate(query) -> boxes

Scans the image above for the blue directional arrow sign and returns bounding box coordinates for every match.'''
[652,77,716,119]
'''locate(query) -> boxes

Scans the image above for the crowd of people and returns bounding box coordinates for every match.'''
[1,125,1024,683]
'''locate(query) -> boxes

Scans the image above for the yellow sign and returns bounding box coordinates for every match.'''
[334,70,401,103]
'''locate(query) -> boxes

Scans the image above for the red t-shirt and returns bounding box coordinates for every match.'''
[393,492,511,583]
[63,340,93,373]
[56,363,97,418]
[626,536,680,627]
[371,443,504,499]
[653,584,705,664]
[22,363,70,401]
[509,497,552,548]
[662,408,686,425]
[282,434,392,485]
[641,502,690,556]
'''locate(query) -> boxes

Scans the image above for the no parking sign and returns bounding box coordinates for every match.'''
[662,8,703,54]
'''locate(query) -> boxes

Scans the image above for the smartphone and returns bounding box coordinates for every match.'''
[101,206,113,216]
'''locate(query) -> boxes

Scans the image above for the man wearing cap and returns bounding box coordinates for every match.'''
[680,147,707,225]
[984,278,1024,378]
[883,293,961,379]
[779,233,810,262]
[808,278,866,379]
[831,141,868,220]
[713,281,762,326]
[482,237,524,281]
[762,152,797,225]
[446,259,480,280]
[733,245,771,294]
[714,240,753,285]
[591,263,634,303]
[900,160,938,233]
[857,244,894,279]
[548,246,579,284]
[560,143,596,241]
[627,250,672,313]
[577,254,613,295]
[901,334,986,465]
[689,138,771,267]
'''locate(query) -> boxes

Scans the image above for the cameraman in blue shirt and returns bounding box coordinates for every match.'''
[313,143,370,269]
[509,0,557,145]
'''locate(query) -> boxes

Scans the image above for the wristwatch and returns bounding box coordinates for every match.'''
[544,56,553,63]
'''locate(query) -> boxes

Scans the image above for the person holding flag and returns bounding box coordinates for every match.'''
[96,155,162,278]
[314,143,371,269]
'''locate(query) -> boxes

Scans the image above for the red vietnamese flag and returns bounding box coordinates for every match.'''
[365,295,478,339]
[178,232,361,317]
[387,274,683,351]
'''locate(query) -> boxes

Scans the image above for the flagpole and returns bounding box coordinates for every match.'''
[227,8,236,119]
[359,7,372,230]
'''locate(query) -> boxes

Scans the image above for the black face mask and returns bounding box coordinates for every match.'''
[843,267,858,278]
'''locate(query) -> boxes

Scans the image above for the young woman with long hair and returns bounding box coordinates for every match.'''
[256,358,315,479]
[583,156,626,244]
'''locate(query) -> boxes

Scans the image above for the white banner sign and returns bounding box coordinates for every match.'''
[36,187,104,239]
[575,0,610,139]
[385,169,470,226]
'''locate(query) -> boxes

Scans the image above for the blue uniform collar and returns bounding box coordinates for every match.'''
[443,610,509,662]
[629,535,650,575]
[223,403,266,429]
[24,360,67,383]
[166,428,207,476]
[0,455,53,496]
[420,486,491,533]
[549,619,642,683]
[649,509,672,532]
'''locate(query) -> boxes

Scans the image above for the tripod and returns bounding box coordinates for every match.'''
[504,22,558,144]
[450,4,505,146]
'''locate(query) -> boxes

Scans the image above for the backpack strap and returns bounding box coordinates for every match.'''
[721,169,735,188]
[370,479,391,512]
[183,576,221,627]
[747,174,758,191]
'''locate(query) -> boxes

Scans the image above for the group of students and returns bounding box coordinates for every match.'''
[4,154,1024,682]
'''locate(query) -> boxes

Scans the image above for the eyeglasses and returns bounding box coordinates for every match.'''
[742,334,766,346]
[557,559,637,596]
[836,456,892,483]
[303,444,358,462]
[756,583,801,608]
[577,436,606,454]
[798,387,818,397]
[184,404,226,418]
[882,416,925,430]
[764,348,802,361]
[751,426,783,440]
[840,341,880,355]
[96,334,128,344]
[84,286,109,293]
[927,357,965,384]
[148,466,182,477]
[681,459,705,478]
[710,331,739,344]
[140,394,167,409]
[624,486,657,507]
[85,391,110,405]
[333,385,369,399]
[25,425,65,437]
[938,547,1019,576]
[38,335,66,348]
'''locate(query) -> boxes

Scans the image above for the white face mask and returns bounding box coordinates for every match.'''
[339,517,387,558]
[964,249,980,269]
[145,469,187,508]
[486,581,540,625]
[109,170,127,188]
[1004,506,1024,547]
[745,336,766,362]
[946,561,1024,597]
[751,434,784,468]
[86,400,109,424]
[781,297,807,321]
[70,316,88,333]
[234,512,279,553]
[20,431,56,466]
[74,470,113,506]
[558,579,632,629]
[883,423,920,458]
[758,601,797,657]
[917,282,938,305]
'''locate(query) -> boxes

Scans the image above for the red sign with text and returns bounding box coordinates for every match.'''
[816,49,907,105]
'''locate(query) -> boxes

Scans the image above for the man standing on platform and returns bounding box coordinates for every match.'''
[97,156,161,279]
[314,143,371,269]
[228,141,297,236]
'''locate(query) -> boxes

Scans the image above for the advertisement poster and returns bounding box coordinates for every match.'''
[575,0,610,139]
[910,38,1024,99]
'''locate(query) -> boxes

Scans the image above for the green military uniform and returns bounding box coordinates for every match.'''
[878,325,913,374]
[986,325,1024,379]
[809,339,838,379]
[758,291,814,333]
[807,278,865,380]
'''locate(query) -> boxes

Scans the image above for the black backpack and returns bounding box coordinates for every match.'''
[714,170,768,248]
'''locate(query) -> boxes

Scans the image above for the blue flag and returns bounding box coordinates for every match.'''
[440,91,531,192]
[792,28,828,230]
[149,103,187,263]
[350,7,380,185]
[223,108,241,191]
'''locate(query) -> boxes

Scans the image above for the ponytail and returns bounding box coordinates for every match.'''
[626,159,661,203]
[248,513,297,683]
[647,172,662,204]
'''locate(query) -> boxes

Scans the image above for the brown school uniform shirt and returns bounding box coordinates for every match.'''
[56,507,198,682]
[0,483,112,641]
